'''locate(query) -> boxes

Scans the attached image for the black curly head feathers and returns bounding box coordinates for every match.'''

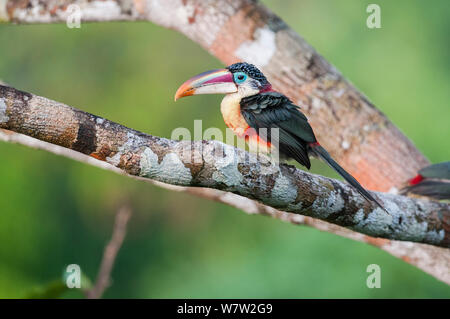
[227,62,270,86]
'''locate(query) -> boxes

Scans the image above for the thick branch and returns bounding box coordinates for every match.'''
[1,129,448,284]
[86,205,131,299]
[1,85,448,249]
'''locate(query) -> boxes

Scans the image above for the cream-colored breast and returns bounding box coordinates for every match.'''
[220,94,249,137]
[220,94,275,156]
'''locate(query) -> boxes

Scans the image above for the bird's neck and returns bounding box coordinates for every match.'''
[259,84,273,93]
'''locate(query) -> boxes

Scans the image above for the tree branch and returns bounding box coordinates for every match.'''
[86,205,132,299]
[1,84,448,249]
[1,0,429,190]
[1,128,449,284]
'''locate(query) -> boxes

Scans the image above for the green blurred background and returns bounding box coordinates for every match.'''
[0,0,449,298]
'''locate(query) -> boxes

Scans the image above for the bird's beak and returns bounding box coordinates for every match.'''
[174,69,237,101]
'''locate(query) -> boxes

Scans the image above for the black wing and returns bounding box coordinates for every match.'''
[402,180,450,200]
[240,92,316,169]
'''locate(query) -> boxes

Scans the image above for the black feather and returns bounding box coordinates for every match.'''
[310,145,389,212]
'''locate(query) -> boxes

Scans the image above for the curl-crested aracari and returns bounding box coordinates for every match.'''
[401,162,450,200]
[175,62,386,211]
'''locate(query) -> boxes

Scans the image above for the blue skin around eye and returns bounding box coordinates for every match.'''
[234,72,247,83]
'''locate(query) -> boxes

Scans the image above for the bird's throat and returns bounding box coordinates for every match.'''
[220,94,250,137]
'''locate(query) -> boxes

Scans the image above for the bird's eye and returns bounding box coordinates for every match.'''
[234,72,247,83]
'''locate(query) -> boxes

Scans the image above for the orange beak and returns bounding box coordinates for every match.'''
[174,69,237,101]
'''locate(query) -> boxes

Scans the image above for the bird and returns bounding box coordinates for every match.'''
[175,62,387,211]
[401,162,450,200]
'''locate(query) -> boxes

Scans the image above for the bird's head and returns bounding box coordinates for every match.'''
[174,62,272,101]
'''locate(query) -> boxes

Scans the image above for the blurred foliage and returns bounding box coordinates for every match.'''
[0,0,449,298]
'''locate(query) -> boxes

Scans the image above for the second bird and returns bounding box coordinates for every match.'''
[175,62,386,211]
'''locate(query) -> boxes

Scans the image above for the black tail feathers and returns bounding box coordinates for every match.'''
[401,180,450,200]
[309,144,388,213]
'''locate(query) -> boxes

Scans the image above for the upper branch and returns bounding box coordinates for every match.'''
[0,84,448,248]
[1,0,429,190]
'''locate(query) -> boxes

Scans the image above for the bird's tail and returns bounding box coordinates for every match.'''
[309,143,388,213]
[401,180,450,200]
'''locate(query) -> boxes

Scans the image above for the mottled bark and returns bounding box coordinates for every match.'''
[1,85,448,249]
[86,205,131,299]
[1,0,449,284]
